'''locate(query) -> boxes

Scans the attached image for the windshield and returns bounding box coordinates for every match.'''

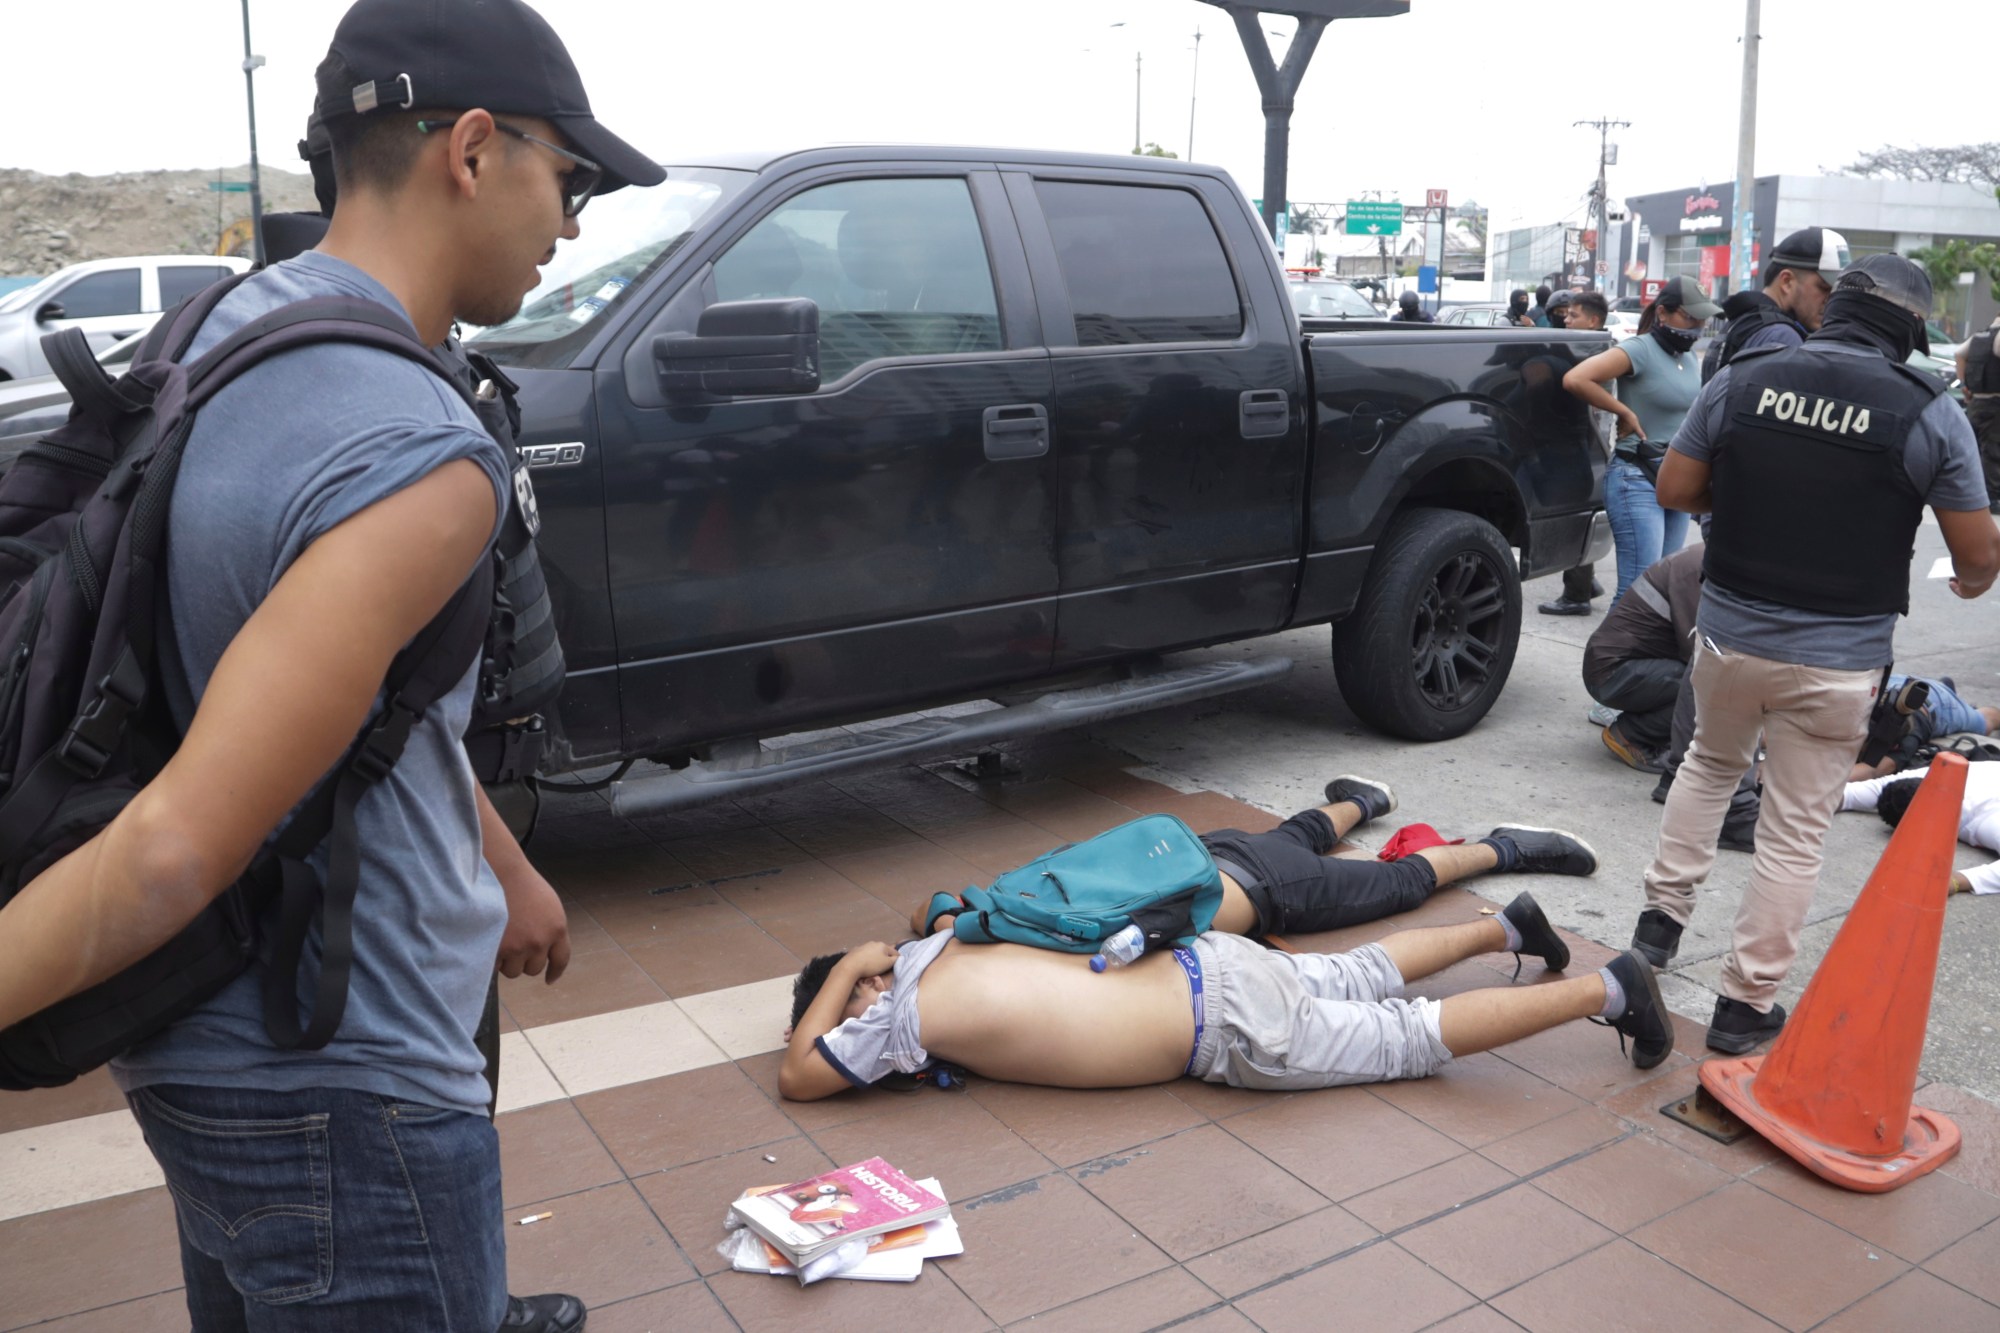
[470,167,755,369]
[1288,280,1376,319]
[0,271,64,316]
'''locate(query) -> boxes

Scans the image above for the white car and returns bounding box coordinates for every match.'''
[1605,310,1641,342]
[0,254,249,381]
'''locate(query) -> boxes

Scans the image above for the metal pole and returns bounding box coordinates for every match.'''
[239,0,267,267]
[1729,0,1760,293]
[1574,116,1629,292]
[1187,27,1202,160]
[1134,52,1143,154]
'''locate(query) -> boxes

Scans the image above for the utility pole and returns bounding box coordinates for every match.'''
[1574,115,1629,291]
[1133,52,1143,154]
[1729,0,1761,293]
[1187,27,1202,160]
[239,0,267,267]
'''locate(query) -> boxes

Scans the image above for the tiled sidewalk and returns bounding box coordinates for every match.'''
[4,736,2000,1331]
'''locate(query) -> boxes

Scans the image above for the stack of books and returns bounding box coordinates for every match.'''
[725,1156,960,1284]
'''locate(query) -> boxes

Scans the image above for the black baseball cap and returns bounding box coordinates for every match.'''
[312,0,664,195]
[1762,226,1849,286]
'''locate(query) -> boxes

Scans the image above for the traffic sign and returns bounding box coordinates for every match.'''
[1344,200,1403,236]
[1426,188,1447,209]
[206,181,251,193]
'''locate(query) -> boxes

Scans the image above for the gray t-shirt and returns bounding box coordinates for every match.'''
[1670,342,1990,670]
[816,933,952,1086]
[1617,330,1703,446]
[1739,319,1805,357]
[112,252,511,1115]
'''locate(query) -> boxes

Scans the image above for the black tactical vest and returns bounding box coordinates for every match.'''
[1966,325,2000,396]
[1705,344,1939,616]
[1703,292,1804,384]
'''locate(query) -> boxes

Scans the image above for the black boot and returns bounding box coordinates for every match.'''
[502,1293,587,1332]
[1630,909,1683,968]
[1707,997,1786,1054]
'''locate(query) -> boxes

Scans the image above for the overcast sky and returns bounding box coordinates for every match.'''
[2,0,1981,231]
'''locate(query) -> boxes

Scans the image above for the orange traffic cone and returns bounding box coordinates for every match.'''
[1698,754,1966,1192]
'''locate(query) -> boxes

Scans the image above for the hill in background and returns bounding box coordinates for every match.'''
[0,164,318,277]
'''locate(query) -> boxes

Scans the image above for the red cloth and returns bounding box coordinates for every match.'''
[1376,822,1464,861]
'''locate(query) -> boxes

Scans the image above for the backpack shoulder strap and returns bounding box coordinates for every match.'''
[182,298,473,414]
[42,329,147,426]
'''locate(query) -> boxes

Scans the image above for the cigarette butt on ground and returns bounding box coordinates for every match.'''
[517,1211,554,1226]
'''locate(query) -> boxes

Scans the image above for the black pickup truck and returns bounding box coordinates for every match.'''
[464,145,1611,813]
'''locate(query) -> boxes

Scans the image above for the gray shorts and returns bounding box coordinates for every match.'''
[1187,933,1451,1090]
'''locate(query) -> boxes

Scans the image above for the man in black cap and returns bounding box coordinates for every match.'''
[1702,226,1848,383]
[0,3,660,1329]
[1626,254,2000,1060]
[1526,283,1554,328]
[1390,289,1434,323]
[1545,289,1574,330]
[1958,313,2000,506]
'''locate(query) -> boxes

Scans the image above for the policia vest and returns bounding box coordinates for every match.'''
[1705,343,1943,616]
[1966,323,2000,397]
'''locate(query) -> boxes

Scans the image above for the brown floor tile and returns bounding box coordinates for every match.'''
[734,780,872,822]
[1533,1133,1732,1234]
[715,1263,995,1329]
[1164,1308,1258,1332]
[1480,1106,1630,1176]
[1395,957,1531,1001]
[1596,1067,1784,1178]
[537,842,696,899]
[735,1049,915,1134]
[1925,1217,2000,1306]
[498,948,668,1028]
[1489,1011,1692,1104]
[503,1181,696,1311]
[526,813,652,858]
[1181,1205,1377,1298]
[1343,1152,1518,1234]
[1165,1076,1290,1121]
[1816,1268,2000,1333]
[1749,1153,2000,1263]
[498,1099,626,1210]
[1074,1123,1328,1261]
[1222,1086,1461,1201]
[1150,791,1284,834]
[1423,1308,1529,1333]
[624,801,765,842]
[986,779,1141,845]
[945,1172,1173,1324]
[1397,1182,1615,1299]
[1631,1180,1908,1329]
[1063,765,1187,807]
[998,1266,1222,1332]
[713,858,870,920]
[576,1064,796,1176]
[929,817,1067,876]
[1490,1238,1781,1333]
[808,1094,1053,1204]
[28,1291,189,1332]
[0,1187,184,1328]
[1371,1051,1584,1149]
[965,1082,1207,1167]
[1234,1240,1475,1333]
[772,810,922,858]
[654,826,815,881]
[0,1065,127,1134]
[821,839,989,909]
[633,1136,837,1276]
[584,889,748,951]
[584,1280,738,1333]
[756,895,917,960]
[557,905,623,958]
[624,921,801,999]
[1917,1083,2000,1197]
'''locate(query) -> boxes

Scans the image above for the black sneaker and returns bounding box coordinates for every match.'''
[1537,597,1593,616]
[1651,770,1673,805]
[1500,891,1569,975]
[1718,812,1757,853]
[1487,826,1597,876]
[1707,997,1786,1054]
[1631,909,1683,968]
[1590,578,1605,598]
[502,1294,587,1332]
[1602,722,1666,775]
[1602,948,1674,1069]
[1325,775,1397,824]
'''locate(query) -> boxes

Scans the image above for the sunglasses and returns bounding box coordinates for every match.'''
[416,116,602,217]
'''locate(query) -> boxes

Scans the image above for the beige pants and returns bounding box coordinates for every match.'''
[1642,639,1877,1009]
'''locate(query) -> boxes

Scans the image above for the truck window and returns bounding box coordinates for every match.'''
[1034,181,1243,346]
[158,265,233,310]
[711,176,1002,383]
[52,269,142,319]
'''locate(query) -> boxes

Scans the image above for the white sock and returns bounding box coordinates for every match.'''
[1597,966,1626,1019]
[1497,912,1524,953]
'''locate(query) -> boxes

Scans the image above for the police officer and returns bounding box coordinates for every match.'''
[1627,254,2000,1060]
[1702,226,1848,383]
[1390,289,1434,323]
[1958,312,2000,506]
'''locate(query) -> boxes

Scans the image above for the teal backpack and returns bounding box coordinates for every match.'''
[921,814,1224,956]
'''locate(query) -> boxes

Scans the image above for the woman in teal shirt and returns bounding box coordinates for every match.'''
[1562,276,1724,602]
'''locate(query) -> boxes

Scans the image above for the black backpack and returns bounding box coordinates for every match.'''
[0,274,494,1089]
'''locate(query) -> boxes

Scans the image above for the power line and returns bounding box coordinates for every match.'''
[1574,116,1630,290]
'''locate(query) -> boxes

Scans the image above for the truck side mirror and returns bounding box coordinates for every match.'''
[654,297,820,397]
[35,301,67,324]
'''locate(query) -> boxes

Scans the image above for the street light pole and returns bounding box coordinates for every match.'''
[1574,115,1629,291]
[239,0,267,266]
[1134,51,1143,154]
[1187,26,1202,160]
[1729,0,1761,294]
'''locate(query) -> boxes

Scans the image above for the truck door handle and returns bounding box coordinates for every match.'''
[982,404,1049,461]
[1239,389,1290,439]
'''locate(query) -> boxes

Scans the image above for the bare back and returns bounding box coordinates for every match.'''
[915,939,1196,1088]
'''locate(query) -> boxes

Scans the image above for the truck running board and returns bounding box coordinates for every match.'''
[608,655,1293,817]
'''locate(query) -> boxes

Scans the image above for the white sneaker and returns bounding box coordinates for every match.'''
[1586,703,1620,727]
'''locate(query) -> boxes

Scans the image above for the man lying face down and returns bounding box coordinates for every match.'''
[777,784,1671,1101]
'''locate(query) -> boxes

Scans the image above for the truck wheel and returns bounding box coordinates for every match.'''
[1331,507,1521,741]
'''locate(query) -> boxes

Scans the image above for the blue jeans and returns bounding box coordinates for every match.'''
[127,1083,505,1332]
[1604,457,1689,604]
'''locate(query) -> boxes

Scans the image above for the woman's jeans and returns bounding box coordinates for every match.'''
[127,1083,506,1332]
[1605,457,1689,604]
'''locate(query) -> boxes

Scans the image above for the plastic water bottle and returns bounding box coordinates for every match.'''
[1090,924,1146,972]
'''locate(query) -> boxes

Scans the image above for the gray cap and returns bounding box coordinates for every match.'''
[1660,275,1724,321]
[1834,254,1933,319]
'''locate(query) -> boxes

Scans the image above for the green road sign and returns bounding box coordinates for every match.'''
[206,181,252,193]
[1344,200,1403,235]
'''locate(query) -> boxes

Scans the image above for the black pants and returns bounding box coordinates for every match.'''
[476,976,501,1120]
[1559,562,1597,602]
[1586,656,1681,749]
[1201,810,1439,935]
[1970,397,2000,508]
